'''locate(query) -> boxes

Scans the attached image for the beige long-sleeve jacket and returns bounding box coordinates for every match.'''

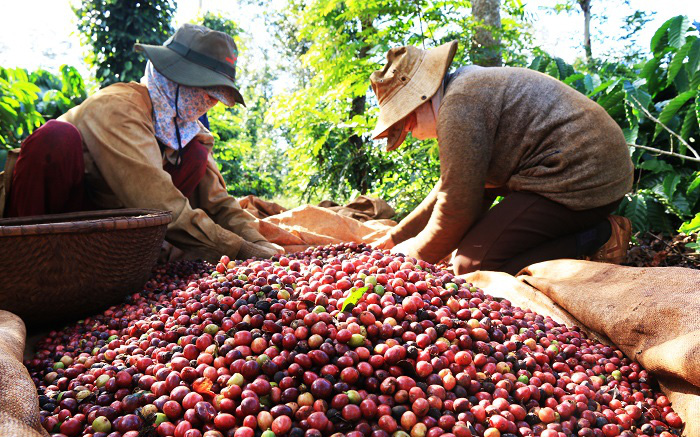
[0,82,267,262]
[390,66,634,263]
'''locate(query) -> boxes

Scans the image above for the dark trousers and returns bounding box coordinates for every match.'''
[453,191,619,275]
[6,120,209,217]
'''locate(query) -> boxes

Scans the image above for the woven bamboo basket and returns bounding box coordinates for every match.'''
[0,209,171,325]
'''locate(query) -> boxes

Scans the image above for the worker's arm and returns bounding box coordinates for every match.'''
[74,96,271,262]
[193,154,282,253]
[408,90,497,263]
[386,180,442,245]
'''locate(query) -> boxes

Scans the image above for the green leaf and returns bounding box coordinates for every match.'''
[679,212,700,234]
[650,17,673,53]
[654,90,697,139]
[641,55,662,94]
[563,73,584,86]
[649,180,668,201]
[638,159,674,173]
[668,40,693,86]
[0,148,7,171]
[663,172,682,199]
[624,83,652,112]
[586,79,617,97]
[622,125,639,144]
[680,107,698,144]
[668,16,690,50]
[692,69,700,90]
[528,56,549,73]
[672,191,692,218]
[686,242,700,252]
[341,286,368,312]
[554,57,572,80]
[599,90,625,113]
[321,0,338,15]
[688,172,700,195]
[0,101,18,117]
[687,38,700,76]
[673,68,691,93]
[623,194,649,233]
[646,199,674,234]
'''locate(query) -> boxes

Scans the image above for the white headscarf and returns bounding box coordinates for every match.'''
[141,61,238,152]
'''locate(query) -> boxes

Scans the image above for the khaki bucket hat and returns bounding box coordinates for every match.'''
[134,23,245,106]
[370,40,458,151]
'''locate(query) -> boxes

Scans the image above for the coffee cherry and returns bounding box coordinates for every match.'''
[26,246,683,437]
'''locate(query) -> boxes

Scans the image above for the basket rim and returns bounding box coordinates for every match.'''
[0,208,172,237]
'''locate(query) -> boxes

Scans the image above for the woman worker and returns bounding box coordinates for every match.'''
[0,24,281,262]
[371,41,633,275]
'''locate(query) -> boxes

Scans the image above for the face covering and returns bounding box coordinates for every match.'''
[412,101,437,140]
[141,61,238,154]
[431,77,445,119]
[410,77,446,140]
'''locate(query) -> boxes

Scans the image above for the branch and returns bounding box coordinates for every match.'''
[625,96,700,159]
[645,232,700,264]
[627,143,700,164]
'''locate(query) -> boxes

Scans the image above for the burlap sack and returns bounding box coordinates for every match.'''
[459,271,613,346]
[250,205,395,253]
[239,195,395,222]
[518,261,700,387]
[318,195,396,222]
[465,261,700,436]
[0,310,48,437]
[237,195,288,219]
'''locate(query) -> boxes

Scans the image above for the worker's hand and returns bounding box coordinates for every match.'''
[238,240,282,260]
[256,240,285,255]
[391,237,419,258]
[159,241,186,264]
[372,233,396,250]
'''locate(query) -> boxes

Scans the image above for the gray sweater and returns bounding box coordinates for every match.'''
[391,66,633,263]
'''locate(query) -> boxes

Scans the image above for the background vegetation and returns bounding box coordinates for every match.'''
[1,1,698,236]
[73,0,176,86]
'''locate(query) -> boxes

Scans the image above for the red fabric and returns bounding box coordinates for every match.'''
[163,140,209,199]
[6,120,86,217]
[6,124,209,217]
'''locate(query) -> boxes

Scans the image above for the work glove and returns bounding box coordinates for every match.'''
[237,240,284,260]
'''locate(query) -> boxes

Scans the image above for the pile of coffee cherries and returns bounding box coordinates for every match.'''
[27,243,685,437]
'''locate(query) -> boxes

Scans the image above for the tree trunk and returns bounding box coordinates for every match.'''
[347,19,373,194]
[471,0,502,67]
[579,0,593,63]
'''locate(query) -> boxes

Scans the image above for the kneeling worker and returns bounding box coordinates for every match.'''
[1,24,281,262]
[371,41,633,275]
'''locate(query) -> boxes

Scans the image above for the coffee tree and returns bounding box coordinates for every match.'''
[74,0,176,86]
[264,0,531,215]
[527,16,700,235]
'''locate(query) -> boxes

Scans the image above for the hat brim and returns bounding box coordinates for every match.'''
[375,117,410,152]
[135,43,245,107]
[371,40,458,140]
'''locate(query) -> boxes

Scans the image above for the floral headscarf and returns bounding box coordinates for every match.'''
[141,61,237,152]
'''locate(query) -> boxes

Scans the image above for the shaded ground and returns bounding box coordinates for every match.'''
[625,232,700,269]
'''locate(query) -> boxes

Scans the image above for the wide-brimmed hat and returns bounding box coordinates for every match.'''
[135,23,245,106]
[370,40,458,150]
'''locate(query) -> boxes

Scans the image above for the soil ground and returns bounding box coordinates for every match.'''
[624,232,700,269]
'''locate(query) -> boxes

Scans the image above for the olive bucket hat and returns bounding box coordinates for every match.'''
[370,40,458,151]
[134,23,245,106]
